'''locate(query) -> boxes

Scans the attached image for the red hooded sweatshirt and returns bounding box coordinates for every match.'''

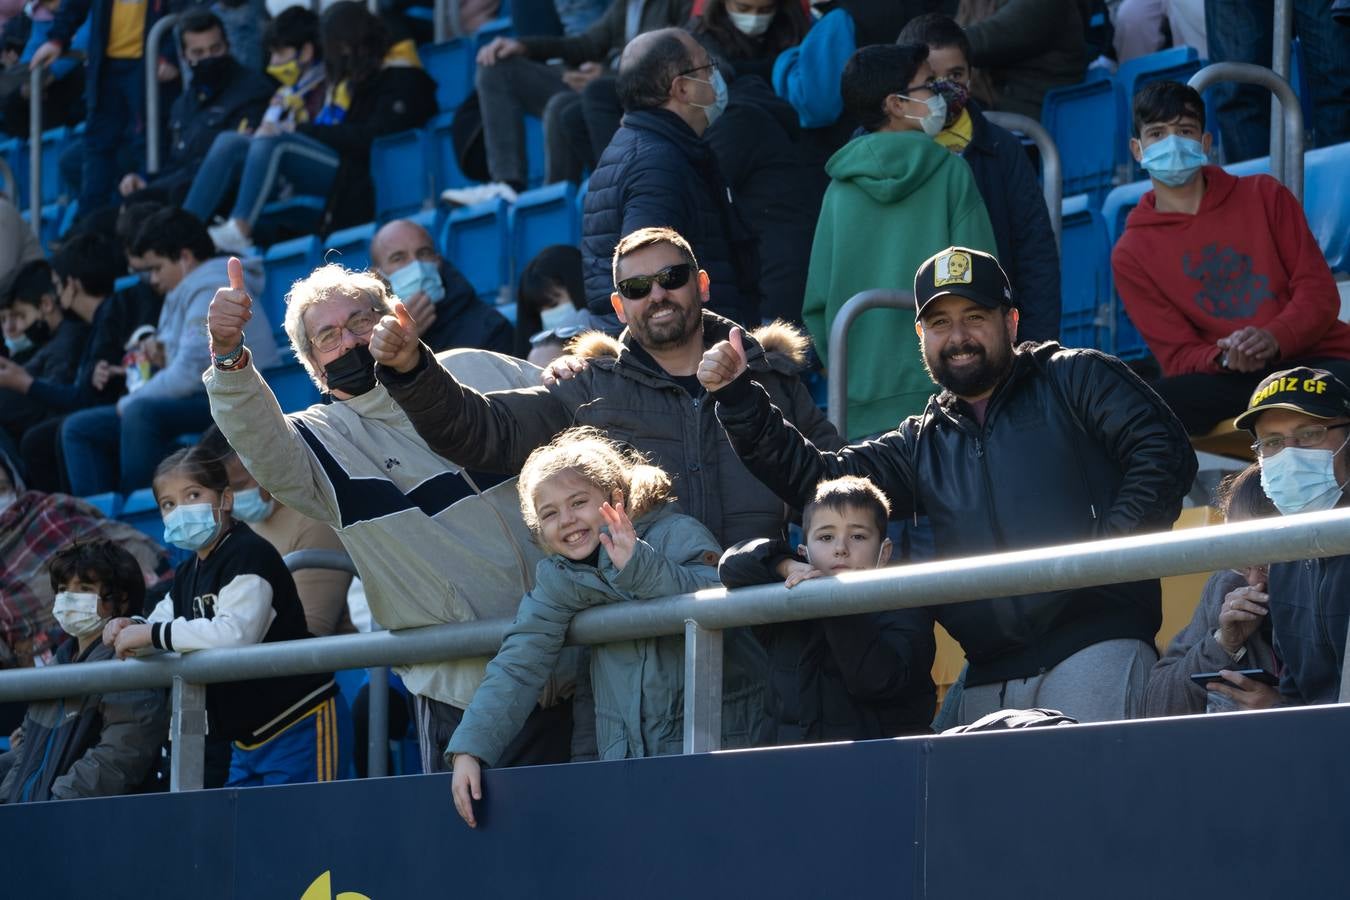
[1112,166,1350,377]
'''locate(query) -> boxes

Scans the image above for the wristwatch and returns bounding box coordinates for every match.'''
[1212,628,1246,662]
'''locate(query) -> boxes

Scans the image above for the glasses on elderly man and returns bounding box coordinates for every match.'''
[1250,422,1350,458]
[310,309,381,354]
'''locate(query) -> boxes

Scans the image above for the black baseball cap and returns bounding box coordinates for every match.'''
[913,247,1014,320]
[1234,366,1350,432]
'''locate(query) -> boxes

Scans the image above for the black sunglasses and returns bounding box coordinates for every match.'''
[615,263,693,301]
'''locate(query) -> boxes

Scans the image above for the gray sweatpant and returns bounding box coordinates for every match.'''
[955,638,1158,725]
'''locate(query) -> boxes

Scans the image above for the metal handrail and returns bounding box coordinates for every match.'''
[983,111,1062,251]
[825,289,915,437]
[28,64,43,236]
[145,13,180,176]
[7,507,1350,787]
[1270,0,1293,188]
[1188,62,1304,202]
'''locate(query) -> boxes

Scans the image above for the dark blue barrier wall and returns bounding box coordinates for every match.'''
[5,705,1348,898]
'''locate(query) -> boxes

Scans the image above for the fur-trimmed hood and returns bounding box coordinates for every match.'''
[566,312,812,376]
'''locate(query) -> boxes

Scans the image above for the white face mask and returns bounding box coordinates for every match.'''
[53,591,107,639]
[728,10,773,35]
[540,300,579,332]
[896,92,948,137]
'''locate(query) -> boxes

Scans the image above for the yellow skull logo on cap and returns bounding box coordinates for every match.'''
[934,250,972,287]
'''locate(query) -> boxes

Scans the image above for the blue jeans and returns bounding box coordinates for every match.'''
[60,393,214,496]
[228,695,352,786]
[228,132,341,227]
[1205,0,1350,162]
[183,131,251,223]
[80,58,144,215]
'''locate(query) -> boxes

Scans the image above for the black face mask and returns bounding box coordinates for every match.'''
[323,343,377,397]
[190,55,235,93]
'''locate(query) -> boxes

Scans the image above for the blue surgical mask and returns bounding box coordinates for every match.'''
[1138,134,1207,187]
[1259,436,1350,515]
[539,300,580,332]
[163,503,221,551]
[897,92,948,138]
[231,487,274,523]
[386,260,446,304]
[5,333,33,356]
[686,69,729,128]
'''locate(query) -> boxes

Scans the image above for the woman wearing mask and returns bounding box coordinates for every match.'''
[514,244,588,363]
[203,1,437,252]
[0,540,167,803]
[692,0,810,81]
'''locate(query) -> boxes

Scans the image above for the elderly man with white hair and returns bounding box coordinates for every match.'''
[204,258,577,773]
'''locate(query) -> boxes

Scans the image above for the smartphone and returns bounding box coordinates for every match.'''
[1190,668,1279,688]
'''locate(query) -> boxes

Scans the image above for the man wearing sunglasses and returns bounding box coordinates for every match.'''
[580,28,760,333]
[1237,367,1350,707]
[371,225,840,553]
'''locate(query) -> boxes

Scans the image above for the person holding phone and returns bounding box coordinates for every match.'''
[1144,463,1281,716]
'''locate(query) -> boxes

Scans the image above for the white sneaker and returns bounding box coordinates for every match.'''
[440,182,519,206]
[209,219,253,255]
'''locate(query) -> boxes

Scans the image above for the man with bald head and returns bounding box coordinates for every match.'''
[369,218,512,355]
[580,27,760,331]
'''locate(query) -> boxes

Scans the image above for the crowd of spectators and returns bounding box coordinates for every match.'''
[1,0,1349,816]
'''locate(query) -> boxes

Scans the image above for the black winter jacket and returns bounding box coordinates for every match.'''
[299,66,438,233]
[713,341,1196,685]
[1268,551,1350,705]
[0,640,166,803]
[421,259,513,355]
[154,60,275,199]
[581,108,761,329]
[378,314,843,548]
[963,101,1060,342]
[720,537,935,741]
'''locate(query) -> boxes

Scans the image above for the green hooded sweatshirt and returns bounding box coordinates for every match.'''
[804,129,997,439]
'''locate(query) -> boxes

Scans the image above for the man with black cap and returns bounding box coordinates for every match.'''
[698,246,1197,724]
[1236,366,1350,705]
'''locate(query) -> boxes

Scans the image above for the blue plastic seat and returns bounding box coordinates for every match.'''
[262,235,320,348]
[524,113,545,188]
[118,488,165,546]
[510,182,578,280]
[1041,72,1118,200]
[371,129,433,221]
[1304,141,1350,273]
[1116,46,1203,180]
[421,40,476,112]
[426,111,472,194]
[81,492,123,518]
[441,197,510,298]
[320,221,376,272]
[5,128,69,209]
[1057,194,1113,352]
[112,273,140,294]
[263,362,321,414]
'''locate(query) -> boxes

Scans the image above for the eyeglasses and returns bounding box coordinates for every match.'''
[310,309,380,354]
[615,263,693,301]
[1251,422,1350,457]
[677,62,715,78]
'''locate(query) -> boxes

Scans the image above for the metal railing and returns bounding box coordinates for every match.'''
[1188,62,1304,202]
[6,508,1350,787]
[28,64,43,237]
[983,111,1062,251]
[145,13,180,176]
[1271,0,1293,185]
[826,290,915,437]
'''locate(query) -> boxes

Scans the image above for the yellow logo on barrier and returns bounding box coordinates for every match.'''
[301,870,372,900]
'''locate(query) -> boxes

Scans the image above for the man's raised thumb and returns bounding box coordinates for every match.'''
[730,326,746,361]
[227,256,246,292]
[394,301,415,333]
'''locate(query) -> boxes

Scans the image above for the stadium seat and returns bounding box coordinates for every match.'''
[421,40,476,112]
[427,111,473,194]
[1041,71,1117,199]
[371,129,433,221]
[5,128,69,209]
[118,488,165,545]
[474,17,513,46]
[510,181,578,280]
[263,362,321,413]
[1304,141,1350,273]
[1057,194,1113,353]
[320,221,376,272]
[262,236,320,348]
[524,113,545,188]
[81,492,122,518]
[441,196,510,298]
[112,273,140,294]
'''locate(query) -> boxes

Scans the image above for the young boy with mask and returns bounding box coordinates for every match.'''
[719,475,936,743]
[0,540,167,802]
[806,42,996,440]
[1112,80,1350,436]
